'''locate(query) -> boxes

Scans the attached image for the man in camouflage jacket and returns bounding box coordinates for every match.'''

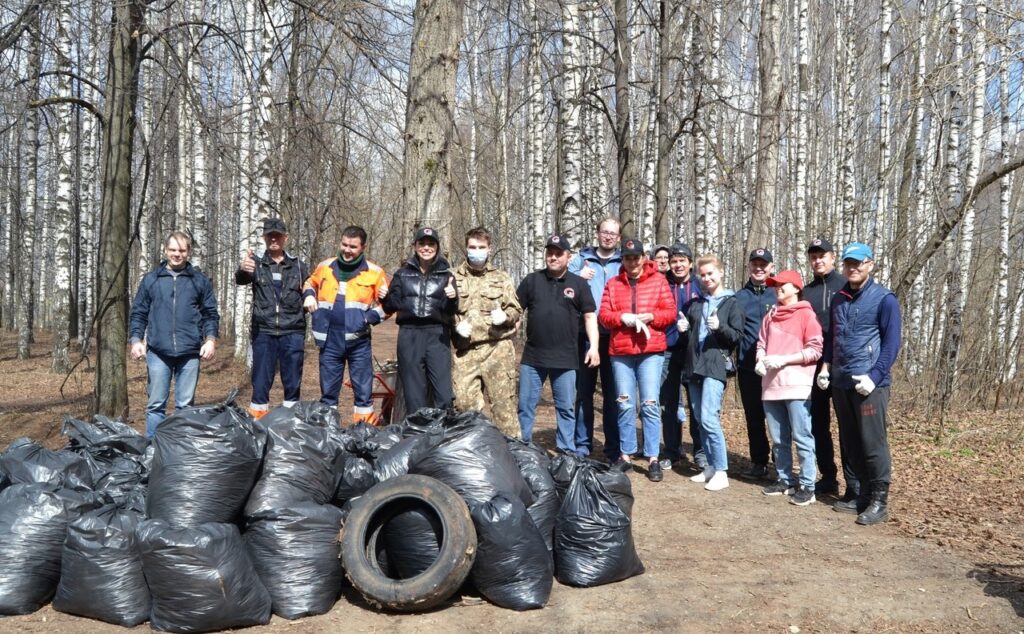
[451,227,523,436]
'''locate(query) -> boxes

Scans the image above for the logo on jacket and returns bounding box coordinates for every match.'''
[563,288,575,299]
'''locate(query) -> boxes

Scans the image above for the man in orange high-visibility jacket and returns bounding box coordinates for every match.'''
[303,225,390,424]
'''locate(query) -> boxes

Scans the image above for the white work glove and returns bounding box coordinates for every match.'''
[852,374,875,396]
[676,311,689,333]
[636,321,651,339]
[303,295,318,312]
[490,308,507,326]
[762,355,785,370]
[707,311,720,330]
[455,320,473,338]
[754,360,767,376]
[621,313,637,328]
[816,368,830,391]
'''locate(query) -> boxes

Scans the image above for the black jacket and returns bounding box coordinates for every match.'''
[383,255,459,326]
[682,293,743,382]
[235,251,309,336]
[129,262,220,357]
[734,279,776,370]
[804,269,845,339]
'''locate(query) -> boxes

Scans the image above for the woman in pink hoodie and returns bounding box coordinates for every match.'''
[755,270,823,506]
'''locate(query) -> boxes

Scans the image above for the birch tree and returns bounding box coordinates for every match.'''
[51,0,75,373]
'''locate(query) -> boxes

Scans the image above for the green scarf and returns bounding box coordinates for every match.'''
[336,253,364,281]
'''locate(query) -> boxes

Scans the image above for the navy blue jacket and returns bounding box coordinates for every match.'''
[823,278,901,389]
[130,262,220,357]
[664,273,702,350]
[735,279,777,370]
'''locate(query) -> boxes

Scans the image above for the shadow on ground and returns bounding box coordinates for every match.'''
[968,563,1024,618]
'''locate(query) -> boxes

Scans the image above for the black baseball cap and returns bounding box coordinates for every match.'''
[262,217,287,235]
[806,237,834,253]
[621,238,644,257]
[545,233,571,251]
[669,242,693,260]
[748,248,773,263]
[413,226,440,243]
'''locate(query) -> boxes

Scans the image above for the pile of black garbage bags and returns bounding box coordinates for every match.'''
[0,394,644,631]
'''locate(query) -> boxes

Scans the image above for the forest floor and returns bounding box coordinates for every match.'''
[0,323,1022,633]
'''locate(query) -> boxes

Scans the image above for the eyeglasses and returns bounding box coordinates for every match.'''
[842,259,871,269]
[598,230,619,237]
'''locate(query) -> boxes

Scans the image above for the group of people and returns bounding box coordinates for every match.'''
[129,216,900,527]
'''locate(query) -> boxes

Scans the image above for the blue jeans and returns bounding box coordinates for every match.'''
[145,350,200,437]
[251,331,305,407]
[611,353,664,458]
[519,364,576,452]
[575,334,617,458]
[688,377,728,471]
[764,399,817,488]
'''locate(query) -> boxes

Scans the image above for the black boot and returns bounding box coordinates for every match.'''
[856,484,890,525]
[833,481,868,514]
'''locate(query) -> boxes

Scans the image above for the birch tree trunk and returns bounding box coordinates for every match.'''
[559,0,583,243]
[527,0,547,268]
[995,9,1011,376]
[749,0,781,253]
[403,0,465,249]
[794,0,809,248]
[51,0,75,373]
[18,13,42,360]
[874,0,892,260]
[464,0,480,225]
[96,0,145,418]
[613,0,635,234]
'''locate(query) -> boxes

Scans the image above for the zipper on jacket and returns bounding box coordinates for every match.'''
[171,275,178,354]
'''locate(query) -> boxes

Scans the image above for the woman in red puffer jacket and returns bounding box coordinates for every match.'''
[598,239,676,482]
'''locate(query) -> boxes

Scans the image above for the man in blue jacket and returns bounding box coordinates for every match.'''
[130,231,220,437]
[568,217,622,460]
[734,248,776,479]
[819,242,901,525]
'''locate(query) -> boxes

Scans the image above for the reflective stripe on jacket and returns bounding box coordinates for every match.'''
[303,257,388,348]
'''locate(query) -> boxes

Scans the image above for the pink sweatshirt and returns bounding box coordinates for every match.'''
[756,300,823,401]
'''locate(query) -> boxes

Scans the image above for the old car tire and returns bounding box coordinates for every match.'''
[340,474,476,612]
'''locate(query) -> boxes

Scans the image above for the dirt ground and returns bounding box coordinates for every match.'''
[1,322,1022,632]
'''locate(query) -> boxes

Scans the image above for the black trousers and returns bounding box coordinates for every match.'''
[659,348,698,462]
[737,369,771,465]
[397,325,454,413]
[832,385,892,489]
[810,382,857,487]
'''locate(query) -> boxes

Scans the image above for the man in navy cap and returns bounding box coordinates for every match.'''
[236,217,309,418]
[517,234,600,454]
[818,242,901,525]
[735,247,776,479]
[803,237,849,498]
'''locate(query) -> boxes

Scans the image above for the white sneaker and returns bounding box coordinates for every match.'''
[704,470,730,491]
[690,467,714,483]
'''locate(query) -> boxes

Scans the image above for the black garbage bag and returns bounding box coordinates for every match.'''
[506,439,559,553]
[52,504,150,626]
[548,451,584,501]
[594,463,635,517]
[400,407,447,433]
[137,520,271,632]
[146,397,265,527]
[469,494,553,610]
[332,452,377,505]
[260,401,340,428]
[378,503,442,579]
[0,437,94,491]
[372,426,444,482]
[244,503,344,619]
[62,415,150,493]
[0,483,70,615]
[554,464,644,587]
[410,411,532,507]
[244,416,340,518]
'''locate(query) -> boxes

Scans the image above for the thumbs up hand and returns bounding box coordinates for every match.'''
[707,310,720,331]
[444,275,457,299]
[240,248,256,273]
[676,311,689,333]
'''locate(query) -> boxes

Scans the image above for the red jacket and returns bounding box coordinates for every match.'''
[599,262,676,355]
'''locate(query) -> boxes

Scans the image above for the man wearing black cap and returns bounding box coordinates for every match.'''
[803,237,849,498]
[236,217,309,419]
[382,226,459,413]
[735,247,776,479]
[659,242,703,470]
[516,234,600,454]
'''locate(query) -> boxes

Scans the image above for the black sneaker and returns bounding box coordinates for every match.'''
[790,485,816,506]
[762,481,795,496]
[611,457,633,473]
[647,462,663,482]
[833,498,860,514]
[742,464,771,480]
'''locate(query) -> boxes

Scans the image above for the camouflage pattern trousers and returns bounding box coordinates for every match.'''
[453,338,519,437]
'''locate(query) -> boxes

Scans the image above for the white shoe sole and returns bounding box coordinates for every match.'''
[705,473,729,491]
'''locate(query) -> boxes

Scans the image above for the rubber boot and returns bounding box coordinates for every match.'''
[855,484,890,525]
[833,480,868,514]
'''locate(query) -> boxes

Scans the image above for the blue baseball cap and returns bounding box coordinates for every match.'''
[841,242,874,262]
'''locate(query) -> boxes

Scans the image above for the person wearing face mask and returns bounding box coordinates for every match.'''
[450,227,523,436]
[382,226,460,413]
[129,231,220,437]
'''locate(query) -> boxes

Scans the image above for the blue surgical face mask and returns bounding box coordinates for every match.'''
[467,249,488,266]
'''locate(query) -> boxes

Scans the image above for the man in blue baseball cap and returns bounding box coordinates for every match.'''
[817,242,902,525]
